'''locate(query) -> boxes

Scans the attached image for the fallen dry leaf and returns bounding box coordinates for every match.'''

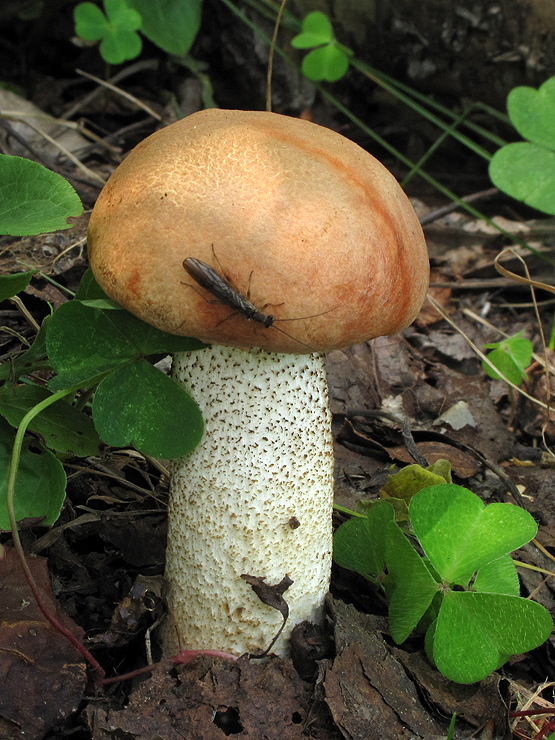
[0,548,86,740]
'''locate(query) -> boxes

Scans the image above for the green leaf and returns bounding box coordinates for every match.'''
[74,268,111,300]
[409,484,537,583]
[74,2,109,40]
[0,417,66,530]
[488,76,555,215]
[333,499,395,579]
[0,384,101,457]
[489,142,555,215]
[431,591,552,683]
[105,0,141,30]
[99,27,142,64]
[92,359,204,458]
[46,301,205,387]
[0,316,51,382]
[482,347,526,384]
[0,156,82,235]
[291,11,333,49]
[380,463,449,502]
[301,44,350,82]
[0,270,35,302]
[507,76,555,150]
[74,0,142,64]
[483,332,534,379]
[385,519,439,643]
[0,320,50,381]
[507,336,534,373]
[472,554,520,596]
[127,0,202,56]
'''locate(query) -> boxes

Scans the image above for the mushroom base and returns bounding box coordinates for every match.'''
[161,345,334,657]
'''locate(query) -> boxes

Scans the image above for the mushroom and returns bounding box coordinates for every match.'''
[87,109,429,657]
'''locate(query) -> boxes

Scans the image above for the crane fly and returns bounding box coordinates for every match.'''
[182,257,335,352]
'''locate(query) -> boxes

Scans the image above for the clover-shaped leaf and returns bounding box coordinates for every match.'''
[433,591,553,684]
[92,359,203,458]
[407,484,551,683]
[46,300,204,388]
[45,299,205,458]
[291,11,333,48]
[333,499,395,580]
[482,332,533,385]
[409,484,537,583]
[508,76,555,150]
[127,0,202,56]
[302,45,351,83]
[291,11,352,82]
[74,0,142,64]
[489,75,555,215]
[385,519,439,644]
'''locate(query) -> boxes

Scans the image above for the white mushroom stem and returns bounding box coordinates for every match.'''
[161,345,334,657]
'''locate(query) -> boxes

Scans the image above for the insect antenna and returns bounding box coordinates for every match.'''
[273,305,339,323]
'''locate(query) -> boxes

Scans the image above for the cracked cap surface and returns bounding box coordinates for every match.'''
[88,108,429,353]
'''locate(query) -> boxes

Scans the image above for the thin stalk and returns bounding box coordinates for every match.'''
[7,382,105,687]
[333,503,365,518]
[354,61,509,147]
[353,60,492,160]
[401,106,481,188]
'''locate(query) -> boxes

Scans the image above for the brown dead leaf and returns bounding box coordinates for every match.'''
[325,599,443,739]
[415,281,452,328]
[0,548,86,740]
[326,597,511,740]
[388,441,480,478]
[393,649,511,739]
[88,654,313,740]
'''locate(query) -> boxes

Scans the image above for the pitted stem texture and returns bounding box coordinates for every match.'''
[162,346,334,657]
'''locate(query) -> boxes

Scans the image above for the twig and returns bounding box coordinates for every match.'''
[62,59,159,120]
[76,68,162,122]
[426,293,550,413]
[419,187,499,226]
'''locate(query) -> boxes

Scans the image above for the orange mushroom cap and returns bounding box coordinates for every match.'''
[88,109,429,353]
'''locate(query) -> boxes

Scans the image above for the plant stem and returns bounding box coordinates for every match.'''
[6,382,106,687]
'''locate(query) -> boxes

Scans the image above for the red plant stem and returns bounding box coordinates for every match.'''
[11,537,106,688]
[101,649,239,686]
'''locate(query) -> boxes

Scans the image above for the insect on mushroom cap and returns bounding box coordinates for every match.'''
[87,108,429,353]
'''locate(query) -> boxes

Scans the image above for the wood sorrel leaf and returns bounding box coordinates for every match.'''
[302,45,349,82]
[291,11,333,49]
[333,499,394,579]
[127,0,202,56]
[92,359,203,458]
[507,76,555,150]
[0,384,101,457]
[409,484,537,583]
[0,417,66,530]
[472,554,519,596]
[432,591,553,684]
[385,519,439,644]
[489,142,555,215]
[47,300,204,387]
